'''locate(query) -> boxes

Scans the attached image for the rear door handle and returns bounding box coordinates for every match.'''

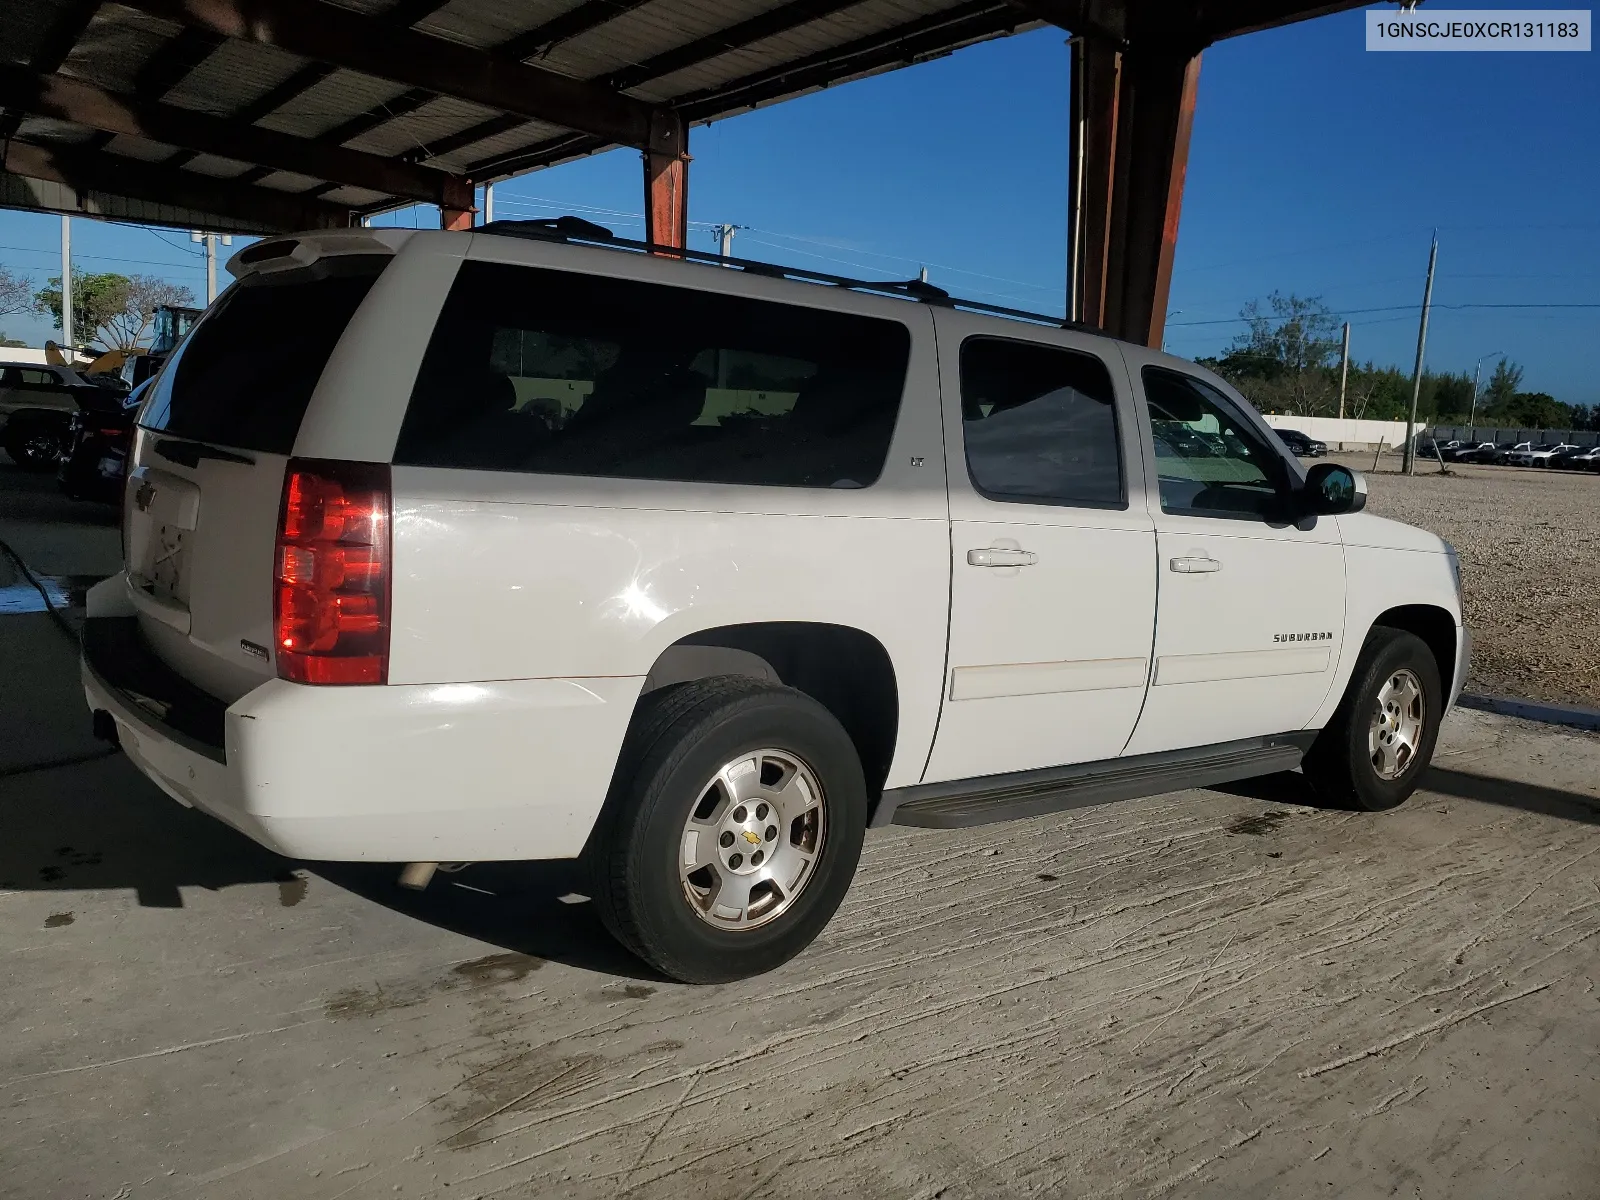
[1170,555,1222,574]
[967,547,1038,567]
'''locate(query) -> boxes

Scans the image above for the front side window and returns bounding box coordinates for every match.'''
[396,262,911,489]
[958,337,1124,509]
[1142,367,1289,520]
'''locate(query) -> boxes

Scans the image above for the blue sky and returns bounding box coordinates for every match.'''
[1,2,1594,401]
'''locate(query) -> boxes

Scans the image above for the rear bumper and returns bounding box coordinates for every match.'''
[82,605,643,862]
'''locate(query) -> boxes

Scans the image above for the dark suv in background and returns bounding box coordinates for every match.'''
[1274,427,1327,457]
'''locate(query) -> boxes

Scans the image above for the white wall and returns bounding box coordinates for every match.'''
[1261,414,1416,450]
[0,347,53,366]
[0,346,92,367]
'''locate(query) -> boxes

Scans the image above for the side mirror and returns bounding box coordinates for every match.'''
[1302,462,1367,516]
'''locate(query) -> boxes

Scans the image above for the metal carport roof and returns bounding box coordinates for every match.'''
[0,0,1368,342]
[0,0,1061,232]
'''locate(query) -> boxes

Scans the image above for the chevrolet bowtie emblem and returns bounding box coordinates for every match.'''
[742,830,761,845]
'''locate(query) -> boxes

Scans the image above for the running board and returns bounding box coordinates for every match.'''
[874,733,1317,830]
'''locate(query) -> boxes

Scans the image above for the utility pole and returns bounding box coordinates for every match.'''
[1337,322,1350,420]
[59,215,73,359]
[717,223,736,258]
[193,231,233,305]
[1468,349,1503,431]
[483,182,494,224]
[1403,232,1438,476]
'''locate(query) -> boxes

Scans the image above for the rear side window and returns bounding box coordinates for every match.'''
[959,337,1124,509]
[139,255,388,454]
[395,262,911,488]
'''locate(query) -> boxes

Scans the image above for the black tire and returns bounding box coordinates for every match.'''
[4,418,68,472]
[1303,626,1442,812]
[586,677,867,984]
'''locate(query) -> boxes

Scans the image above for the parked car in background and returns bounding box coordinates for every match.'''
[1446,441,1495,462]
[0,361,109,470]
[1422,438,1463,458]
[1274,427,1327,457]
[1454,441,1514,464]
[59,379,150,502]
[1510,442,1579,467]
[82,222,1468,983]
[1554,445,1600,472]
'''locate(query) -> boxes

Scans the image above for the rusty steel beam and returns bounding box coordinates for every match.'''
[1002,0,1125,41]
[0,0,102,143]
[642,116,688,251]
[1101,47,1200,347]
[1142,53,1200,348]
[1067,36,1200,346]
[0,65,472,209]
[1066,34,1121,328]
[2,138,350,230]
[1008,0,1365,43]
[119,0,673,154]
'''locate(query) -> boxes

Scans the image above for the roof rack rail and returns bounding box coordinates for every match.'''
[856,278,951,303]
[471,214,1104,336]
[479,216,615,241]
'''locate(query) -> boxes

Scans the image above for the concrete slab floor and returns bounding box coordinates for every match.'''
[3,695,1599,1199]
[2,463,1597,1198]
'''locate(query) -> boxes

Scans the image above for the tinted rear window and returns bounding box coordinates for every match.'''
[395,261,911,488]
[139,255,387,454]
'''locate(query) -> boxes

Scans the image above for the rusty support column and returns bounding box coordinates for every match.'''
[1067,34,1121,329]
[642,112,689,251]
[440,200,474,231]
[1068,38,1201,348]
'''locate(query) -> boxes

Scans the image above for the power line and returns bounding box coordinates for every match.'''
[0,242,206,272]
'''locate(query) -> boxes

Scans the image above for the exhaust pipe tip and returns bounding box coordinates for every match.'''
[91,709,120,748]
[398,862,438,891]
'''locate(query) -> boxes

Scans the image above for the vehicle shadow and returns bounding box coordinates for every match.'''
[1213,764,1600,826]
[313,861,663,982]
[2,752,658,979]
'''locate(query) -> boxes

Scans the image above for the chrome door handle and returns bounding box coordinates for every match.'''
[967,547,1038,567]
[1170,556,1222,574]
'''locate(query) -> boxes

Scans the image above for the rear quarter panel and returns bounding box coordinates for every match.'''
[386,240,951,790]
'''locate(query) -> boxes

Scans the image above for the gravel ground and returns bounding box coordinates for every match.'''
[1333,453,1600,710]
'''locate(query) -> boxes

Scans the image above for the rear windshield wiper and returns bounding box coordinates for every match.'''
[153,438,256,468]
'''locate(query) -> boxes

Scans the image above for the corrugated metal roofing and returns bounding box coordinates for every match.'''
[0,0,1040,229]
[0,0,1359,233]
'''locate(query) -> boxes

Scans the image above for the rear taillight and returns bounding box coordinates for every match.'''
[273,459,391,685]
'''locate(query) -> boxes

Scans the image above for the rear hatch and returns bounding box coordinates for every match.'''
[125,246,392,702]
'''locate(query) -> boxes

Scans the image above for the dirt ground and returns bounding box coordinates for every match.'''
[1333,453,1600,711]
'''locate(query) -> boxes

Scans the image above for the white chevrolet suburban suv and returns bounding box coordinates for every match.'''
[83,221,1467,983]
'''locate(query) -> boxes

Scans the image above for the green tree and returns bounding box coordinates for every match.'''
[1423,370,1475,421]
[1494,391,1571,429]
[1211,293,1344,416]
[1480,359,1523,412]
[33,271,195,351]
